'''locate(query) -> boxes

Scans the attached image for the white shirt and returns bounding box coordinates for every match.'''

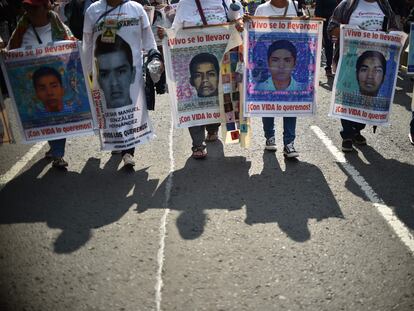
[83,0,157,74]
[349,0,385,31]
[255,0,299,17]
[21,24,52,47]
[172,0,241,29]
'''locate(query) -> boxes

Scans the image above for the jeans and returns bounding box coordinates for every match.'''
[188,123,220,148]
[48,138,66,157]
[322,21,333,70]
[340,119,366,140]
[262,117,296,145]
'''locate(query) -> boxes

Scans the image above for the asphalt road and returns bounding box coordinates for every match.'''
[0,69,413,311]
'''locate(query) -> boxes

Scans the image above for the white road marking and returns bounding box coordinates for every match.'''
[0,142,47,191]
[311,125,414,255]
[155,115,175,311]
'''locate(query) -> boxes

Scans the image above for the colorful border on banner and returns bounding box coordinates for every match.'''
[1,41,96,143]
[243,17,323,118]
[0,98,14,144]
[329,25,407,126]
[407,23,414,74]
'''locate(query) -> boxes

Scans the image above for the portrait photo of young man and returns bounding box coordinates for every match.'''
[94,34,136,109]
[256,39,306,92]
[189,53,220,98]
[32,66,65,113]
[356,50,386,97]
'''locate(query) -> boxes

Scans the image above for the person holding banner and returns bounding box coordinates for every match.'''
[327,0,398,152]
[157,0,242,159]
[83,0,160,168]
[253,0,303,158]
[7,0,75,168]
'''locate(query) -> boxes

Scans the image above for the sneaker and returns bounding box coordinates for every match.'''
[409,132,414,145]
[205,131,218,142]
[52,157,68,168]
[44,149,53,159]
[122,153,135,167]
[265,136,277,151]
[283,142,299,158]
[342,139,354,152]
[352,133,367,145]
[325,68,335,78]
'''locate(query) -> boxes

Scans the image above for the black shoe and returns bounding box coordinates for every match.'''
[342,139,354,152]
[352,133,367,145]
[409,132,414,145]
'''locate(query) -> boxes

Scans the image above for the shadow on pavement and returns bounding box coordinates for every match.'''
[343,145,414,230]
[148,142,343,242]
[244,152,344,242]
[0,155,159,253]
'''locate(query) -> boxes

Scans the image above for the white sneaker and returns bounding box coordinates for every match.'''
[283,142,299,158]
[122,153,135,167]
[265,136,277,151]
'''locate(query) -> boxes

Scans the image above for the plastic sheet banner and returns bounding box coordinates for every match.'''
[163,23,241,128]
[0,98,13,144]
[0,41,95,143]
[329,25,407,126]
[243,17,323,117]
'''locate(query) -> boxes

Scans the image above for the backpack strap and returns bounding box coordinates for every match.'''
[195,0,208,25]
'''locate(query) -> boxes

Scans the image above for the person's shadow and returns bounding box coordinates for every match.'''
[0,155,159,253]
[343,145,414,229]
[244,153,344,242]
[143,141,251,240]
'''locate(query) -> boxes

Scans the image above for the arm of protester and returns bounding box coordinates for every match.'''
[327,0,347,39]
[157,26,166,40]
[142,8,158,52]
[243,12,251,22]
[235,19,244,32]
[82,8,94,77]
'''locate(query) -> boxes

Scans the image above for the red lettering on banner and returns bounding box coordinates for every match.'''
[348,108,361,116]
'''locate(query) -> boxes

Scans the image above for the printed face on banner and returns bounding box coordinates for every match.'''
[5,52,92,130]
[171,45,226,112]
[190,54,220,98]
[246,32,316,102]
[356,52,386,97]
[336,40,397,112]
[94,34,136,110]
[33,67,65,112]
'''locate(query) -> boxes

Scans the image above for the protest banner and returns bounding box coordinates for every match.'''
[0,97,13,144]
[0,41,95,143]
[220,45,251,147]
[163,23,242,128]
[329,25,407,126]
[243,17,323,118]
[89,9,155,151]
[407,23,414,74]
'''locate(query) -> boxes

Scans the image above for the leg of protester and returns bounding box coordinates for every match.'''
[340,119,367,152]
[47,138,68,168]
[262,117,277,151]
[189,125,207,159]
[323,21,334,77]
[121,148,135,167]
[283,117,299,158]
